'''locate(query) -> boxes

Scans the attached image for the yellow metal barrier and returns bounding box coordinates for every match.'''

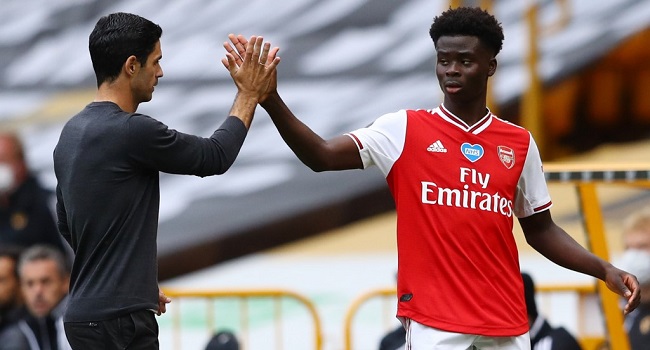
[161,289,323,350]
[343,287,394,350]
[343,284,601,350]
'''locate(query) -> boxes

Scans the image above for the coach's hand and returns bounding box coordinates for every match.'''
[157,290,172,316]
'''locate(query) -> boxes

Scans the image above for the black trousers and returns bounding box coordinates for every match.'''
[64,310,159,350]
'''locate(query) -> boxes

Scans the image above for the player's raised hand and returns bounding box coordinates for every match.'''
[222,34,279,102]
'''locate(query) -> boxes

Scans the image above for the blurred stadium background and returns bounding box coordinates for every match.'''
[1,0,649,349]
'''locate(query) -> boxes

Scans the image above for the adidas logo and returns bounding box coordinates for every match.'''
[427,140,447,153]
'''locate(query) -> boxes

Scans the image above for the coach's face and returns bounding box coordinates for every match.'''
[132,40,164,104]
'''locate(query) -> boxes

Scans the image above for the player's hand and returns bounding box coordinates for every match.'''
[604,265,640,315]
[157,290,172,316]
[222,34,279,102]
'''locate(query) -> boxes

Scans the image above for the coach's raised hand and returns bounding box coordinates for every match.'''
[224,36,280,128]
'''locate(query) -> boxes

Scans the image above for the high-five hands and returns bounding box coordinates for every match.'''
[222,34,279,102]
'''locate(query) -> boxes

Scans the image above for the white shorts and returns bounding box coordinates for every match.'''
[403,318,531,350]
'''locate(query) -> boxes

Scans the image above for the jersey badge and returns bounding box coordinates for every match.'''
[497,146,515,169]
[461,143,484,162]
[427,140,447,153]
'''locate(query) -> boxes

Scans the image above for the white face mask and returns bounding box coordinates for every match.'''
[0,163,15,194]
[615,249,650,286]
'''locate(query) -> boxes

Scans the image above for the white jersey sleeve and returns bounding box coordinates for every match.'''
[514,133,553,218]
[345,110,407,177]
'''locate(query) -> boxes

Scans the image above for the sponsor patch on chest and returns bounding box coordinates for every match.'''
[461,143,484,163]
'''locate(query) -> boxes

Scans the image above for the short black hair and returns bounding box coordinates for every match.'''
[89,12,162,87]
[429,7,504,56]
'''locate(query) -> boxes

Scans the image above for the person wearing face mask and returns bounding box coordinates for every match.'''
[0,133,68,256]
[617,206,650,349]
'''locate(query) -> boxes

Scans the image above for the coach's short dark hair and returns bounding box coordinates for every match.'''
[429,7,504,56]
[89,12,162,87]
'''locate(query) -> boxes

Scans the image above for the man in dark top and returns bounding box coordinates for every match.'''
[0,133,68,255]
[53,12,279,349]
[522,272,583,350]
[0,245,71,350]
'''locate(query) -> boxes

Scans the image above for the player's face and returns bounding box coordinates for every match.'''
[435,35,496,103]
[133,40,163,104]
[20,259,68,318]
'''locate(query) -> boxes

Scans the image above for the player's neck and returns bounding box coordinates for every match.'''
[442,99,488,127]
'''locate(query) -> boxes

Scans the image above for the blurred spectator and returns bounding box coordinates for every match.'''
[0,133,69,256]
[205,330,240,350]
[621,206,650,253]
[522,272,583,350]
[0,246,26,333]
[378,324,406,350]
[0,245,71,350]
[617,206,650,349]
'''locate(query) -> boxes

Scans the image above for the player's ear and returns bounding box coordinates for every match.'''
[488,58,497,77]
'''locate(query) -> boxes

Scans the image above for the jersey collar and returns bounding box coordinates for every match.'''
[436,104,493,134]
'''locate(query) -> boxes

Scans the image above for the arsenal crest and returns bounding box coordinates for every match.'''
[497,146,515,169]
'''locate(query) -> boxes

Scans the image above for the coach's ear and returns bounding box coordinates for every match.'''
[124,55,139,77]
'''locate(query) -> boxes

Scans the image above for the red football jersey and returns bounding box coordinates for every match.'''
[348,105,552,336]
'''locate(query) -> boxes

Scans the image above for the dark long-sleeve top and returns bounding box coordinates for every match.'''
[53,102,247,322]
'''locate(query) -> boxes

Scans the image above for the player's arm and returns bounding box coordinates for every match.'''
[261,92,363,171]
[519,210,640,314]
